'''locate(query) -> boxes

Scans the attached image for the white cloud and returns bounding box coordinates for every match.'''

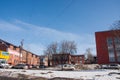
[13,19,80,41]
[0,19,96,55]
[0,20,23,32]
[24,43,46,55]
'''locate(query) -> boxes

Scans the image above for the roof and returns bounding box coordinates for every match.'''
[0,38,39,56]
[0,39,18,48]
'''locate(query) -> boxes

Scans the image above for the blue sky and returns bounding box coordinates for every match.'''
[0,0,120,55]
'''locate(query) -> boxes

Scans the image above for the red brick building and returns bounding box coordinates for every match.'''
[71,55,85,64]
[95,30,120,64]
[52,54,84,66]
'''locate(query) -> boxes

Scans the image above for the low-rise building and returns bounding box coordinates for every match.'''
[40,56,48,67]
[0,39,40,66]
[52,54,85,66]
[71,55,85,64]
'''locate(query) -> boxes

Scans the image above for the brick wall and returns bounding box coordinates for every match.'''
[0,43,7,51]
[7,45,20,65]
[52,54,85,66]
[0,39,40,66]
[71,55,84,64]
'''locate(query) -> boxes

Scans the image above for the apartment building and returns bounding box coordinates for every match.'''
[7,46,20,65]
[0,39,40,66]
[95,30,120,64]
[52,54,84,66]
[71,55,85,64]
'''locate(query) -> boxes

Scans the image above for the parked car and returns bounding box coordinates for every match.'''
[12,64,28,69]
[101,64,120,69]
[39,65,45,68]
[62,64,75,70]
[101,64,109,69]
[32,65,39,69]
[26,64,32,69]
[0,59,9,68]
[109,64,120,69]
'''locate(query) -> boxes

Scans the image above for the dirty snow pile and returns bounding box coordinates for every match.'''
[0,69,120,80]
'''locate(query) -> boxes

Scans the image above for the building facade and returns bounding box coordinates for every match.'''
[7,47,20,65]
[52,54,71,66]
[40,56,48,67]
[52,54,84,66]
[95,30,120,64]
[71,55,85,64]
[0,39,40,66]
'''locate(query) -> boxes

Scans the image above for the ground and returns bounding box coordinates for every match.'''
[0,69,120,80]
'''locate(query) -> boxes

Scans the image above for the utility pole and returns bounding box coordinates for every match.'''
[19,39,24,63]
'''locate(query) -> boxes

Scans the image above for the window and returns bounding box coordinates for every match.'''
[108,49,115,62]
[107,38,114,50]
[114,37,120,44]
[114,37,120,62]
[107,38,113,45]
[116,50,120,62]
[114,37,120,50]
[107,38,115,62]
[80,61,82,64]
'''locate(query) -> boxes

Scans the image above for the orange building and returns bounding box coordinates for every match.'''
[0,39,40,66]
[7,47,20,65]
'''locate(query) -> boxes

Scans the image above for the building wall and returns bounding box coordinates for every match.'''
[71,55,84,64]
[27,52,32,65]
[0,39,40,66]
[0,43,7,51]
[52,54,84,66]
[40,56,48,67]
[95,30,120,64]
[52,54,71,66]
[7,46,20,65]
[36,56,40,65]
[21,50,27,63]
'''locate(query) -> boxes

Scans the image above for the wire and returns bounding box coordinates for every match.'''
[46,0,75,27]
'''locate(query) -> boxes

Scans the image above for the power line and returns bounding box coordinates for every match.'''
[56,0,74,18]
[46,0,75,27]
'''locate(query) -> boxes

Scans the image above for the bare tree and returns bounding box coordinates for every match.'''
[59,40,77,69]
[44,42,58,66]
[44,40,77,67]
[60,40,77,54]
[110,20,120,37]
[85,48,94,64]
[111,20,120,30]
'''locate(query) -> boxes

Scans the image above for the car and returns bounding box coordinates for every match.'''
[0,59,10,69]
[32,65,39,69]
[12,64,28,69]
[101,64,109,69]
[101,64,120,69]
[62,64,75,71]
[26,64,32,69]
[39,65,45,68]
[109,64,120,69]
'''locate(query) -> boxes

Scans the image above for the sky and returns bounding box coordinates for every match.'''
[0,0,120,55]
